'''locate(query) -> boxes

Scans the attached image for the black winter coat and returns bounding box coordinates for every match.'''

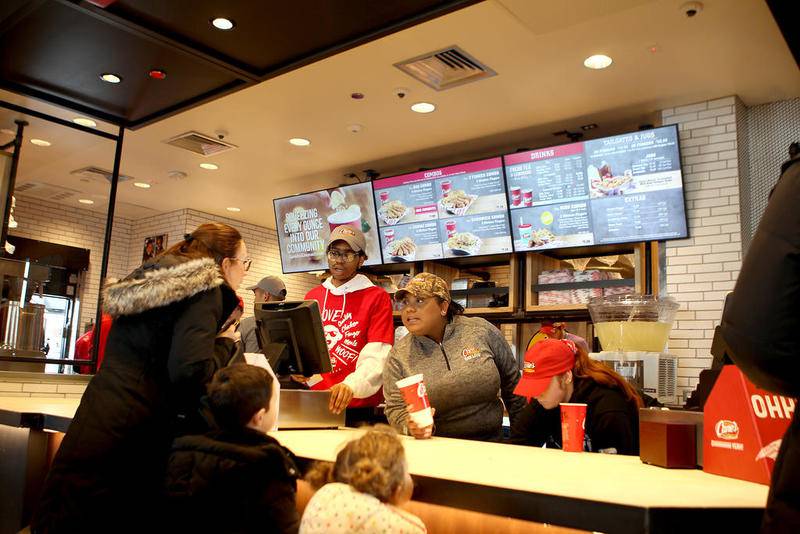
[164,428,300,534]
[32,257,240,533]
[509,377,640,455]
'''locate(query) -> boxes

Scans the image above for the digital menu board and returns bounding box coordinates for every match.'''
[372,157,513,262]
[273,183,381,273]
[504,125,687,252]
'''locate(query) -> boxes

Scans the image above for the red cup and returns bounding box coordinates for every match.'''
[445,220,457,238]
[440,180,452,196]
[384,228,395,243]
[510,186,522,206]
[396,374,433,427]
[560,403,587,452]
[379,191,390,204]
[522,189,534,207]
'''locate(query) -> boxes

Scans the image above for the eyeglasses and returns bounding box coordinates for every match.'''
[230,257,252,271]
[395,296,430,311]
[327,249,358,263]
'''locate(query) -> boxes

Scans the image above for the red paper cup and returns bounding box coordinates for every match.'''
[560,402,587,452]
[396,374,433,427]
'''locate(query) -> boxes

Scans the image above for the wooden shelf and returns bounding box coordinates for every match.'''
[464,306,514,315]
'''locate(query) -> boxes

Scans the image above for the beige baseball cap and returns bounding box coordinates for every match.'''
[327,225,366,254]
[394,273,450,302]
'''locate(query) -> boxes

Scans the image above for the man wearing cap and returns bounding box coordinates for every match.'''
[239,276,287,353]
[304,225,393,424]
[383,272,525,441]
[509,338,641,454]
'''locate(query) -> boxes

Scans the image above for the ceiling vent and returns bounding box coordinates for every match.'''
[163,131,237,156]
[14,181,80,202]
[70,166,133,183]
[395,46,496,91]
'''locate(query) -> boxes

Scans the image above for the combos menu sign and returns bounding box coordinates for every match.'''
[273,183,381,273]
[504,125,688,252]
[372,157,513,263]
[703,365,795,485]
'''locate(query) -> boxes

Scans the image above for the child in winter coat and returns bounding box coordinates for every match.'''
[164,364,300,533]
[300,425,426,534]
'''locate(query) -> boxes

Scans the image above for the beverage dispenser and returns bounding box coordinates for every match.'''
[588,294,680,404]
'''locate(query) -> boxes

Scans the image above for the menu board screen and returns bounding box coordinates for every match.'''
[373,157,513,262]
[273,183,381,273]
[504,125,687,251]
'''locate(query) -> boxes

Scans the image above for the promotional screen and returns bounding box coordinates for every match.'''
[504,125,687,252]
[273,183,381,273]
[372,157,513,263]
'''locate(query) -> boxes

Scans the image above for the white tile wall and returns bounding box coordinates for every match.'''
[660,96,743,397]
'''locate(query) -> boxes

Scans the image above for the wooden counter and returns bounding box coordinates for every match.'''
[272,428,768,534]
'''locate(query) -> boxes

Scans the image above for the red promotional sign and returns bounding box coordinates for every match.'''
[703,365,795,485]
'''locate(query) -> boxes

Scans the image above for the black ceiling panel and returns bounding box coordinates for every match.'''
[0,0,479,128]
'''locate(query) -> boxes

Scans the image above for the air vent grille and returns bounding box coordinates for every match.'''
[70,166,133,183]
[395,46,496,91]
[13,182,80,201]
[163,131,237,156]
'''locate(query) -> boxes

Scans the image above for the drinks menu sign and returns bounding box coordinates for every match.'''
[273,183,381,273]
[504,125,688,252]
[372,157,513,262]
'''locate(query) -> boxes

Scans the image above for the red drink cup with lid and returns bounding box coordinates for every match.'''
[522,189,534,207]
[396,374,433,427]
[560,403,587,452]
[379,191,389,204]
[440,180,452,196]
[510,186,522,206]
[445,220,457,238]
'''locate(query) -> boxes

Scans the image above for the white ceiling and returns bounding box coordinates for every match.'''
[1,0,798,228]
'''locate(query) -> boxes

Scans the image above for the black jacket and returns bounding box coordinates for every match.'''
[721,156,800,397]
[509,377,640,455]
[164,429,300,534]
[33,257,240,533]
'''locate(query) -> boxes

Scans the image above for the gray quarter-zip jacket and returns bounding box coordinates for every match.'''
[383,315,526,440]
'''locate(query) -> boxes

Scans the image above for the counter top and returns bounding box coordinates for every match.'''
[272,428,768,534]
[0,396,79,432]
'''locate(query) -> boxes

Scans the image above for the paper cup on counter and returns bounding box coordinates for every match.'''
[560,402,587,452]
[396,374,433,427]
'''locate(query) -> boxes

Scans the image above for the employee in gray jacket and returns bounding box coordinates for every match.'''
[383,273,525,441]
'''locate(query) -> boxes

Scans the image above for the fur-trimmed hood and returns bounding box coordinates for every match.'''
[103,257,225,317]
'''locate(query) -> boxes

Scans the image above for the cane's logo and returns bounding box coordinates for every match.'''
[523,361,536,374]
[417,382,427,398]
[462,347,481,361]
[715,419,740,440]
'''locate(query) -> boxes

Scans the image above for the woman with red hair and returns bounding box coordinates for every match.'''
[510,338,642,455]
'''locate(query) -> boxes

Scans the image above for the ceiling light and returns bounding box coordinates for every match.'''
[30,139,51,147]
[0,128,14,136]
[100,73,122,83]
[226,207,241,212]
[78,199,94,205]
[211,17,235,30]
[199,163,219,170]
[583,54,613,69]
[73,117,97,128]
[289,138,311,147]
[133,182,151,189]
[411,102,436,114]
[148,69,167,80]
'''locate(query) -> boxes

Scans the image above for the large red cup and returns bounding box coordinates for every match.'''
[560,402,587,452]
[396,374,433,427]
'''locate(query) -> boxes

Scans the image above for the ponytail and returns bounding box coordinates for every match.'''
[573,345,643,408]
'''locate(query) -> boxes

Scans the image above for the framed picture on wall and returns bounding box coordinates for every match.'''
[142,234,167,262]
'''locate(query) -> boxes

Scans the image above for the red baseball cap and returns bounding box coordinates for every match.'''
[514,338,577,399]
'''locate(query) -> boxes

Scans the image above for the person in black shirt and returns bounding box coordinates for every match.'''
[510,338,642,455]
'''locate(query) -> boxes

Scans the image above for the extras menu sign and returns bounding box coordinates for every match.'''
[273,183,381,273]
[504,125,688,252]
[372,158,513,262]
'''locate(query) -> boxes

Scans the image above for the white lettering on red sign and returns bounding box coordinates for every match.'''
[751,394,796,419]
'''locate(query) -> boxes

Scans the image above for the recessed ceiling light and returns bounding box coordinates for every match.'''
[100,73,122,83]
[78,199,94,205]
[211,17,235,30]
[133,182,151,189]
[30,139,51,147]
[226,207,241,212]
[289,137,311,147]
[411,102,436,114]
[199,163,219,170]
[0,128,14,136]
[583,54,613,69]
[73,117,97,128]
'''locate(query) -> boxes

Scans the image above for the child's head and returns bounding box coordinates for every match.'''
[306,425,412,505]
[207,364,277,433]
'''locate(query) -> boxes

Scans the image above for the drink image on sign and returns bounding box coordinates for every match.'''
[440,179,452,196]
[379,191,390,204]
[384,228,395,244]
[445,220,457,238]
[510,186,522,206]
[327,205,362,232]
[522,189,533,207]
[396,374,433,427]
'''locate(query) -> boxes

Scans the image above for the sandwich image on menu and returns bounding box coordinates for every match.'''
[381,221,443,263]
[512,202,595,252]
